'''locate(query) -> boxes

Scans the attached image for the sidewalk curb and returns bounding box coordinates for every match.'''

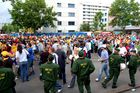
[107,84,140,93]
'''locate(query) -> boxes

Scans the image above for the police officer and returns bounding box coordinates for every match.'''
[40,54,60,93]
[102,48,124,88]
[0,59,16,93]
[72,50,95,93]
[127,50,139,87]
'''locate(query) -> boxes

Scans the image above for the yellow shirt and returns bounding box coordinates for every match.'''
[1,51,14,61]
[11,45,17,53]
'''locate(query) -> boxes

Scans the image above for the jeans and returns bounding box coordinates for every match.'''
[69,74,76,88]
[19,61,28,81]
[97,62,109,81]
[87,50,91,59]
[59,68,66,84]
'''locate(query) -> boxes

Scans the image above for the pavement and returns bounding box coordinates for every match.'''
[15,53,140,93]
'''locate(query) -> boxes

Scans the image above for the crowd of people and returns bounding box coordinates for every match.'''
[0,33,140,93]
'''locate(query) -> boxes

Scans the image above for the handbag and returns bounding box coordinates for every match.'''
[120,63,126,70]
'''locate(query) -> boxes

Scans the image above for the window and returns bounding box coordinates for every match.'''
[68,3,75,8]
[57,12,62,16]
[68,12,75,17]
[102,19,104,22]
[83,4,86,6]
[68,21,75,25]
[105,18,107,22]
[57,3,61,7]
[68,30,75,32]
[105,13,107,16]
[58,30,62,32]
[57,21,62,25]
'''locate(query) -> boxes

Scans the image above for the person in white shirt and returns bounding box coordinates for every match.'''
[129,45,138,54]
[16,44,29,82]
[118,44,127,57]
[52,40,59,51]
[37,40,44,53]
[86,40,92,58]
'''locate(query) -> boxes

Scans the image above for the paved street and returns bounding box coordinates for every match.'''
[15,54,140,93]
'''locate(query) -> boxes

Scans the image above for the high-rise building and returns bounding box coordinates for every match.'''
[0,0,110,32]
[45,0,81,33]
[82,2,109,26]
[45,0,110,32]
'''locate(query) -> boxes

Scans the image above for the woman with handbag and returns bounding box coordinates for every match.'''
[16,44,29,82]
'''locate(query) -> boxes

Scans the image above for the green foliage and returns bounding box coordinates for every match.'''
[80,23,91,31]
[110,0,140,30]
[92,12,106,31]
[2,24,20,33]
[99,23,106,31]
[9,0,57,32]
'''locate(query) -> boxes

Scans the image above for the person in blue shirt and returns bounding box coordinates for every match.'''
[27,43,35,76]
[96,45,109,82]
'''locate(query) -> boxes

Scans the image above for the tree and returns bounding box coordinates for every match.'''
[92,12,106,31]
[9,0,57,32]
[110,0,140,31]
[80,23,91,31]
[2,24,20,33]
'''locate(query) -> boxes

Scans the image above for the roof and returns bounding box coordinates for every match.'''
[114,26,140,31]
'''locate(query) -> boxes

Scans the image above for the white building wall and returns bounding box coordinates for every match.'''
[82,2,109,30]
[45,0,109,33]
[45,0,81,33]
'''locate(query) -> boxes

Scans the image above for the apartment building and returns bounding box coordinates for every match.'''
[45,0,82,32]
[45,0,109,32]
[0,0,110,32]
[82,2,109,25]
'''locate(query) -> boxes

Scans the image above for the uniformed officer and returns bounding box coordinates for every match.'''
[127,50,139,87]
[0,59,16,93]
[102,48,124,88]
[72,50,95,93]
[40,54,60,93]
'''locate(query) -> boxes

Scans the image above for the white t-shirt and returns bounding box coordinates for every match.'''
[32,44,36,51]
[129,48,138,53]
[52,53,58,64]
[119,47,127,56]
[16,49,29,62]
[86,42,91,51]
[52,43,59,51]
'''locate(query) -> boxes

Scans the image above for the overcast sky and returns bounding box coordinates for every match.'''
[0,0,140,23]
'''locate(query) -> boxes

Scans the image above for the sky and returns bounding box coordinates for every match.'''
[0,0,140,23]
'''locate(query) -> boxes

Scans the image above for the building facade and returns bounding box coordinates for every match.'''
[82,2,109,28]
[45,0,109,33]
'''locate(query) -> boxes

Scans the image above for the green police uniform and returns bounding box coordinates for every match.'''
[0,67,15,93]
[72,52,95,93]
[40,62,59,93]
[102,53,124,88]
[128,55,139,87]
